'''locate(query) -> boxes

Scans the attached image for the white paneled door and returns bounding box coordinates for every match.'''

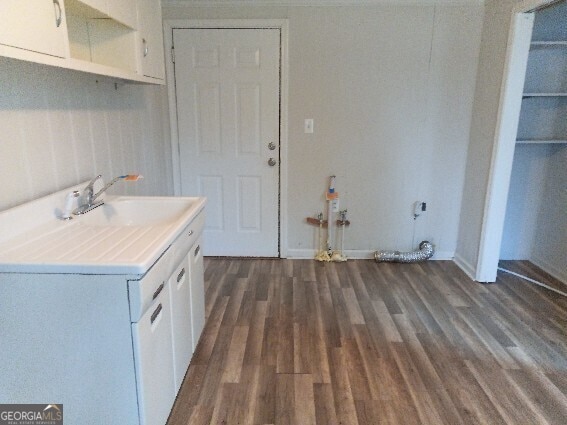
[173,29,281,256]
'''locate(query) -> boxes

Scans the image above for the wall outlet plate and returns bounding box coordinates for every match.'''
[304,118,314,134]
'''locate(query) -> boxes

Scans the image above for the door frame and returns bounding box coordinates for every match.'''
[475,0,559,281]
[164,19,290,258]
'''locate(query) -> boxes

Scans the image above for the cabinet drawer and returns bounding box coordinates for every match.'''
[128,209,205,322]
[169,209,205,267]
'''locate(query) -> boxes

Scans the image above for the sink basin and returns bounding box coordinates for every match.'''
[0,182,206,274]
[76,197,199,227]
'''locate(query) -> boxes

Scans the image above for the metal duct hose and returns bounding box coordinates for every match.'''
[374,241,434,263]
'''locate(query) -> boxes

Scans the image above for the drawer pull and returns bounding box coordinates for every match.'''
[177,268,186,283]
[194,245,200,256]
[152,282,165,300]
[53,0,62,28]
[187,230,194,237]
[150,304,163,324]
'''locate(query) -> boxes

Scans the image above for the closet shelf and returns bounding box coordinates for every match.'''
[523,93,567,97]
[531,40,567,46]
[516,139,567,144]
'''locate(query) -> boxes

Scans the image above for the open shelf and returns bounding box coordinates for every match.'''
[523,93,567,97]
[516,139,567,144]
[519,5,567,147]
[531,40,567,46]
[516,95,567,142]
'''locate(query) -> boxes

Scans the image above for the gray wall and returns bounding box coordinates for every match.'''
[0,58,173,212]
[163,3,484,258]
[530,146,567,282]
[502,144,567,283]
[500,144,551,259]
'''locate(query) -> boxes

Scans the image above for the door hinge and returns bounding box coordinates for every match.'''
[171,46,175,63]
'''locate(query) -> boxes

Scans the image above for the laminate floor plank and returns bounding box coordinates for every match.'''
[499,260,567,294]
[168,259,567,425]
[243,301,268,366]
[275,374,295,425]
[252,365,277,425]
[313,383,339,425]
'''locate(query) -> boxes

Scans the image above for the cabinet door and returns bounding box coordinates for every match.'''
[0,0,69,58]
[132,284,176,425]
[168,257,193,394]
[137,0,165,79]
[189,238,205,352]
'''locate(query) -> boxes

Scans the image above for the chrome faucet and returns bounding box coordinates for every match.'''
[84,174,102,206]
[74,174,104,215]
[74,174,142,215]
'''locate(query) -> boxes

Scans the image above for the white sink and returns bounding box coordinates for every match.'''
[77,197,199,227]
[0,183,206,275]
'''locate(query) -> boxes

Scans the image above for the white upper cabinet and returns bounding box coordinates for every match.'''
[137,0,165,79]
[0,0,70,58]
[0,0,165,84]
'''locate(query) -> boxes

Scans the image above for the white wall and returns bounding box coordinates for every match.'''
[455,0,519,274]
[0,57,173,212]
[163,3,484,258]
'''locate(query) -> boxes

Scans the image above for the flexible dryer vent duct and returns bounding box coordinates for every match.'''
[374,241,434,263]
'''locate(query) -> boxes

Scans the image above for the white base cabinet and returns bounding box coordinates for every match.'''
[0,209,206,425]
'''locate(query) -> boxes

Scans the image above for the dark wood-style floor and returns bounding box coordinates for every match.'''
[167,259,567,425]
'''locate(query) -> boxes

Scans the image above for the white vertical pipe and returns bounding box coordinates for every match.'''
[327,198,333,252]
[327,175,336,252]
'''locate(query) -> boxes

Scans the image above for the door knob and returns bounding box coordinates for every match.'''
[268,142,276,150]
[268,158,277,167]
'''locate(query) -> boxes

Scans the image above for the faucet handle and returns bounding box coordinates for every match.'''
[59,190,80,220]
[85,174,102,190]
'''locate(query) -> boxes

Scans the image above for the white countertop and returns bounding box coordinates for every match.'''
[0,183,206,275]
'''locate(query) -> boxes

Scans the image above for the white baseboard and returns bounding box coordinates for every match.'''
[529,255,567,286]
[286,249,374,259]
[285,249,454,261]
[453,253,477,281]
[432,251,455,261]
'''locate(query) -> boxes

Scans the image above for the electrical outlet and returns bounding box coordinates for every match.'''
[304,119,314,134]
